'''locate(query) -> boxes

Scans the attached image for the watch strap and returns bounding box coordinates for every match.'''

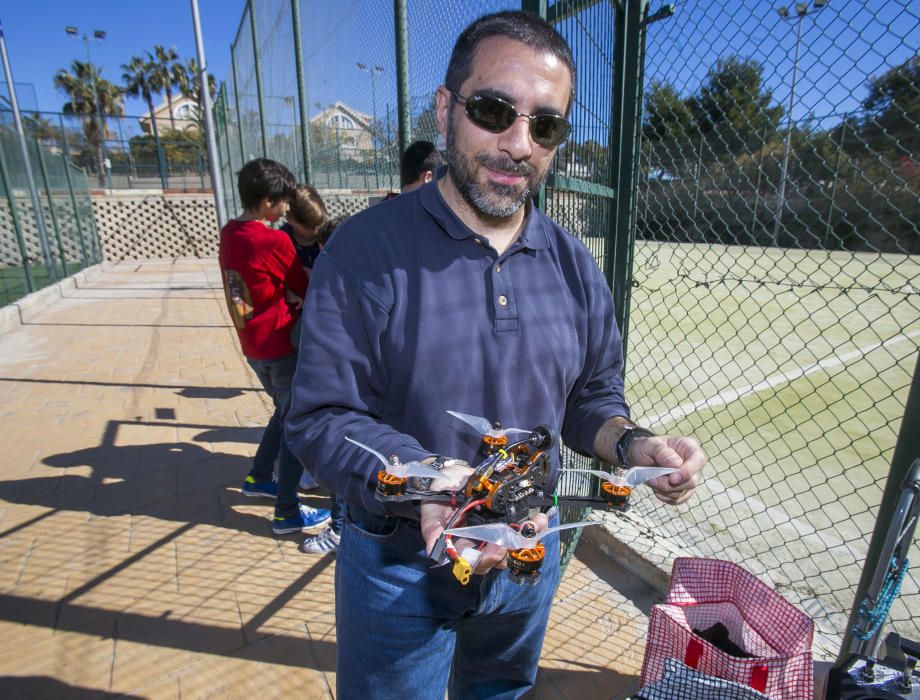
[616,426,655,468]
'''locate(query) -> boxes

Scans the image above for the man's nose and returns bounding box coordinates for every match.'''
[497,115,533,161]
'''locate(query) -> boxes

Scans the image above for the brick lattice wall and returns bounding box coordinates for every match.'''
[92,191,220,261]
[1,195,93,266]
[90,189,388,262]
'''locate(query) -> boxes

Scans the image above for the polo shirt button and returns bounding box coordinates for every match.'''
[498,295,508,306]
[473,239,482,246]
[495,265,502,273]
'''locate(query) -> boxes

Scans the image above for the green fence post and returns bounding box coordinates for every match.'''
[521,1,548,18]
[825,114,847,247]
[33,141,68,277]
[292,0,313,183]
[522,0,548,211]
[0,138,35,293]
[231,49,247,166]
[62,155,90,269]
[607,0,669,359]
[838,351,920,660]
[393,0,411,160]
[80,165,103,264]
[248,0,269,156]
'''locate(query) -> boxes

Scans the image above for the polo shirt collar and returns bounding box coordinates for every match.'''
[419,167,550,251]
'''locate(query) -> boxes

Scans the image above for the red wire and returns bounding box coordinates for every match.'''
[444,498,486,560]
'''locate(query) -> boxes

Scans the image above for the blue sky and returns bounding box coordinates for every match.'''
[2,0,917,132]
[1,0,238,115]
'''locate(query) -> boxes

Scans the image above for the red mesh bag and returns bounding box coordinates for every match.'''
[640,558,814,700]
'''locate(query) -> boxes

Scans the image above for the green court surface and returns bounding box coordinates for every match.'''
[619,242,920,652]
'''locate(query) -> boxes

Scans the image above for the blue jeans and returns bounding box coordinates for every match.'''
[330,493,345,535]
[335,505,560,699]
[247,353,301,519]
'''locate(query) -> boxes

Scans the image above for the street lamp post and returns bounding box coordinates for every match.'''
[65,25,111,189]
[357,62,384,188]
[772,0,828,245]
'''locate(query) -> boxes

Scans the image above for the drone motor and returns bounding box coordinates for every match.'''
[601,481,631,507]
[376,470,408,496]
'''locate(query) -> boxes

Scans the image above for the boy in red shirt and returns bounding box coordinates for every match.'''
[219,158,330,534]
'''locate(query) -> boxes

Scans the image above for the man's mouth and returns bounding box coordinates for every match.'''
[486,167,526,186]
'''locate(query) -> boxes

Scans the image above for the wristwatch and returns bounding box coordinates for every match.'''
[616,426,655,468]
[413,455,447,492]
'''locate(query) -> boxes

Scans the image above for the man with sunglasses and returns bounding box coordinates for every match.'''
[286,10,705,699]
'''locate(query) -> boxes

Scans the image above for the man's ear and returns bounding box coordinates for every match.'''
[435,86,452,141]
[423,170,434,184]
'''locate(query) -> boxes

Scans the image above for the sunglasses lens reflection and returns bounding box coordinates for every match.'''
[463,94,570,148]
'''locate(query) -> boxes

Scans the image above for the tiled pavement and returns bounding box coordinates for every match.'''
[0,260,659,699]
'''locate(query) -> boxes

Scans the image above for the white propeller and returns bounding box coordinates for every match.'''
[562,466,677,488]
[346,437,446,480]
[447,411,530,439]
[443,520,600,550]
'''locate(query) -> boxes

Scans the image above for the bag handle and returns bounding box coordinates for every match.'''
[684,638,769,691]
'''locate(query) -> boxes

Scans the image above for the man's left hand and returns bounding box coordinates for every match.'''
[630,435,706,506]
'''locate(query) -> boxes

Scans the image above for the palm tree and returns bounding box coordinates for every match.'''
[183,58,217,132]
[149,45,180,131]
[54,59,124,186]
[122,55,168,186]
[122,56,162,142]
[23,113,62,146]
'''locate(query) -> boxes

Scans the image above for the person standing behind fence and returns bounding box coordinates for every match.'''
[383,140,445,200]
[219,158,330,536]
[400,140,445,193]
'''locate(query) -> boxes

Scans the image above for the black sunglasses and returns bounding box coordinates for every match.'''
[451,91,571,148]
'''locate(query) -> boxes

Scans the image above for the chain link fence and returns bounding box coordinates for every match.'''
[0,121,102,305]
[625,0,919,656]
[209,0,919,660]
[0,108,209,191]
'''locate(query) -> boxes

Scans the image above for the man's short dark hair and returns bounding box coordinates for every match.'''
[444,11,576,114]
[400,141,444,187]
[236,158,296,210]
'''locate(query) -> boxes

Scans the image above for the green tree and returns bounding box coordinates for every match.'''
[149,45,181,131]
[23,113,62,145]
[693,55,783,158]
[643,80,696,143]
[54,59,124,186]
[122,55,163,143]
[183,58,217,132]
[861,56,920,157]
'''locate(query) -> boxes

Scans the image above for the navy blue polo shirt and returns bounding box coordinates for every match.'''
[285,176,630,516]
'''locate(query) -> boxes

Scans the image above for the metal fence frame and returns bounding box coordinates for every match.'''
[209,0,920,661]
[0,122,102,305]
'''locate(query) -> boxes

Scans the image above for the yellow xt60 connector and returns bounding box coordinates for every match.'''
[452,556,472,585]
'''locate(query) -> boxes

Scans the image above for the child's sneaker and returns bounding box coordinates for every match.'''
[300,526,341,554]
[272,504,331,535]
[299,471,320,491]
[241,476,277,498]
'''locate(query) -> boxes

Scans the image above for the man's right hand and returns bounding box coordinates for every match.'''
[420,502,550,576]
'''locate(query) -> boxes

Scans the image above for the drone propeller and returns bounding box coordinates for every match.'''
[563,466,677,488]
[447,410,530,439]
[345,437,447,481]
[443,520,600,550]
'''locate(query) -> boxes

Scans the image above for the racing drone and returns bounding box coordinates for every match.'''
[347,411,674,587]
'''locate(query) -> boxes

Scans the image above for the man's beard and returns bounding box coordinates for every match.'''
[445,115,550,218]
